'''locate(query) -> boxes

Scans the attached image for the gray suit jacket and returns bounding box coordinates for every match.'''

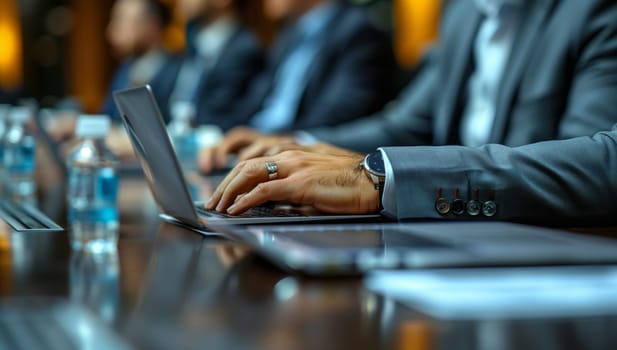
[310,0,617,153]
[381,124,617,224]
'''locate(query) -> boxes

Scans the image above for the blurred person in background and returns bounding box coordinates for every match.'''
[48,0,173,159]
[214,0,400,132]
[203,0,617,224]
[152,0,264,127]
[200,0,617,173]
[42,0,175,160]
[101,0,173,121]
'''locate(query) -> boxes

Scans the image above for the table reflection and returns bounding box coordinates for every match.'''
[3,163,617,350]
[69,250,120,325]
[0,229,68,296]
[379,296,617,350]
[121,222,382,350]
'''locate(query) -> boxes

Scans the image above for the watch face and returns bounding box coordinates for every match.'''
[366,152,386,177]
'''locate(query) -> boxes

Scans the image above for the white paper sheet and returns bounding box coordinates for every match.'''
[365,266,617,320]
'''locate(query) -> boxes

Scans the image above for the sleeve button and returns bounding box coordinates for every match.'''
[482,201,497,217]
[466,200,481,216]
[435,198,451,215]
[451,199,466,216]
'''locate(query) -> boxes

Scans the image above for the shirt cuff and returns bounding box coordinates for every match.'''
[378,148,397,218]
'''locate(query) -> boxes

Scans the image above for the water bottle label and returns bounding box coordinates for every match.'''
[4,143,36,173]
[94,205,119,223]
[97,168,118,202]
[68,168,119,226]
[20,143,36,171]
[69,206,118,224]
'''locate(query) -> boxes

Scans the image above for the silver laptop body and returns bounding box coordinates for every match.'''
[113,85,381,233]
[208,221,617,275]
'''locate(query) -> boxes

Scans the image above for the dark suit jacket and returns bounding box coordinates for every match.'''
[0,87,23,105]
[228,2,400,132]
[102,60,132,121]
[311,0,617,153]
[152,27,264,127]
[382,124,617,224]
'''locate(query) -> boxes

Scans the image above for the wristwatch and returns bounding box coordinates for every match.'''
[362,152,386,209]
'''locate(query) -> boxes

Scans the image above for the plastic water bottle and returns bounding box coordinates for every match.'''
[3,106,37,202]
[168,102,198,173]
[67,115,119,253]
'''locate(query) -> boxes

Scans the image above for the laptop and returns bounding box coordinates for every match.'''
[113,85,381,232]
[208,221,617,276]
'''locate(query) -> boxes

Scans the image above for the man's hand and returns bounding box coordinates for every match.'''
[198,126,363,174]
[260,142,361,158]
[46,113,77,141]
[199,126,295,173]
[205,150,380,215]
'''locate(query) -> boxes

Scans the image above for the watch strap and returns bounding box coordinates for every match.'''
[378,180,385,211]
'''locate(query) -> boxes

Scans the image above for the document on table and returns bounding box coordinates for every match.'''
[365,266,617,320]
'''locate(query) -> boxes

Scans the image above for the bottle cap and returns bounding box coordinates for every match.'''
[9,107,32,123]
[75,115,111,138]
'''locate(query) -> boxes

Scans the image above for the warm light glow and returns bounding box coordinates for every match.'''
[0,0,23,89]
[0,220,12,294]
[398,321,433,350]
[395,0,441,68]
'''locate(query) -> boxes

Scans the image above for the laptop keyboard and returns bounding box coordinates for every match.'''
[196,205,304,219]
[0,200,64,232]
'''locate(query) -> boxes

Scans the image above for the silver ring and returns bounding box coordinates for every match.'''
[265,161,278,180]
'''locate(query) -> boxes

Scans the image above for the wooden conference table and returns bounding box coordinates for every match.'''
[1,166,617,350]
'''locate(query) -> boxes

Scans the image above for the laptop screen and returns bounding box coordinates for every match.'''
[113,86,200,226]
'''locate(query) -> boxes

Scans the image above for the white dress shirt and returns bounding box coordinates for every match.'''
[460,0,522,147]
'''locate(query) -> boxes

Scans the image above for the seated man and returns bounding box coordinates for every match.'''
[200,0,617,172]
[204,125,617,224]
[102,0,173,121]
[153,0,264,126]
[203,0,617,224]
[217,0,400,132]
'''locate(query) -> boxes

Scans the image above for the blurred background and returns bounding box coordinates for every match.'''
[0,0,441,113]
